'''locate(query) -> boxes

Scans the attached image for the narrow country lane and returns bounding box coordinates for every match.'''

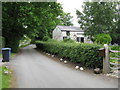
[10,45,118,88]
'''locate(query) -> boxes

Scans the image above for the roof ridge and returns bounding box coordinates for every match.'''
[57,25,80,28]
[56,25,83,32]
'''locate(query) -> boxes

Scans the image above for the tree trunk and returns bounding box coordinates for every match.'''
[5,35,21,53]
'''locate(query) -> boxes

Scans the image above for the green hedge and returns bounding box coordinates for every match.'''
[110,45,120,50]
[2,37,5,48]
[36,41,103,69]
[5,35,21,53]
[0,36,5,48]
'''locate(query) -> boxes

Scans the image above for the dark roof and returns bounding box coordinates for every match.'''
[57,26,83,32]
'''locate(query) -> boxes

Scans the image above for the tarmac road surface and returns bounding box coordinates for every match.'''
[10,45,118,88]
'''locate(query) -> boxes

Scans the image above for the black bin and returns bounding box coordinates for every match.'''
[2,48,11,62]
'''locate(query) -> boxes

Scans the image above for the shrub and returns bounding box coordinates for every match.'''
[42,36,50,41]
[95,34,112,44]
[36,41,103,69]
[2,37,5,48]
[0,36,5,48]
[111,45,120,50]
[63,38,75,43]
[5,36,21,53]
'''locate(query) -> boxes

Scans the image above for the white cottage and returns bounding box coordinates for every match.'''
[53,26,92,43]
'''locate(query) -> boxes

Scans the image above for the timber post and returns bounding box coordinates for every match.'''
[103,44,110,74]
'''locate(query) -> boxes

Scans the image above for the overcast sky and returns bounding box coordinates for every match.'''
[57,0,84,27]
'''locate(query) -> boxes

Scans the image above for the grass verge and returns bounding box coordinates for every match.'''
[2,66,12,88]
[0,67,2,89]
[0,52,17,89]
[19,44,30,48]
[0,66,12,89]
[0,53,16,59]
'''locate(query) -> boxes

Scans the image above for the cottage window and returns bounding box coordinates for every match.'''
[66,31,70,36]
[63,36,67,40]
[81,37,84,43]
[77,33,81,35]
[77,37,80,42]
[77,37,84,42]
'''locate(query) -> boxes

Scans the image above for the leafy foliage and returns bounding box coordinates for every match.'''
[0,36,5,48]
[19,35,31,48]
[76,2,120,44]
[95,34,112,44]
[42,36,50,41]
[63,38,75,43]
[2,37,5,48]
[2,2,74,52]
[2,2,64,52]
[58,12,73,26]
[110,45,120,50]
[36,41,103,68]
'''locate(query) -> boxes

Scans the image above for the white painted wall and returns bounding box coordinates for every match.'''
[53,28,93,43]
[70,32,84,41]
[61,31,66,37]
[53,27,63,40]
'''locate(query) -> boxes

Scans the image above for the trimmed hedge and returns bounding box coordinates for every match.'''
[63,38,75,43]
[36,41,103,69]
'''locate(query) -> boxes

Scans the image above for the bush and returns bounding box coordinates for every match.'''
[95,34,112,44]
[36,41,103,68]
[5,35,21,53]
[63,38,75,43]
[2,37,5,48]
[111,45,120,50]
[0,36,5,48]
[42,36,50,41]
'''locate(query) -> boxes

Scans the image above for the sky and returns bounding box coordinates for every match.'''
[57,0,84,27]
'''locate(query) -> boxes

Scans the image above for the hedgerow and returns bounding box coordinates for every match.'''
[36,41,103,69]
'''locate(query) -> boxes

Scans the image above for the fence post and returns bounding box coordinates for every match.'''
[103,44,110,74]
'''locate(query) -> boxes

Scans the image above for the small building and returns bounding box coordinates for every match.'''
[53,26,92,43]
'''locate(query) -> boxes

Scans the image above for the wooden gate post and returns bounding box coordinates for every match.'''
[103,44,110,74]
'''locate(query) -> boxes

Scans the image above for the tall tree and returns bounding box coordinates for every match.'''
[2,2,63,52]
[58,12,73,26]
[76,2,119,44]
[31,2,63,40]
[110,2,120,44]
